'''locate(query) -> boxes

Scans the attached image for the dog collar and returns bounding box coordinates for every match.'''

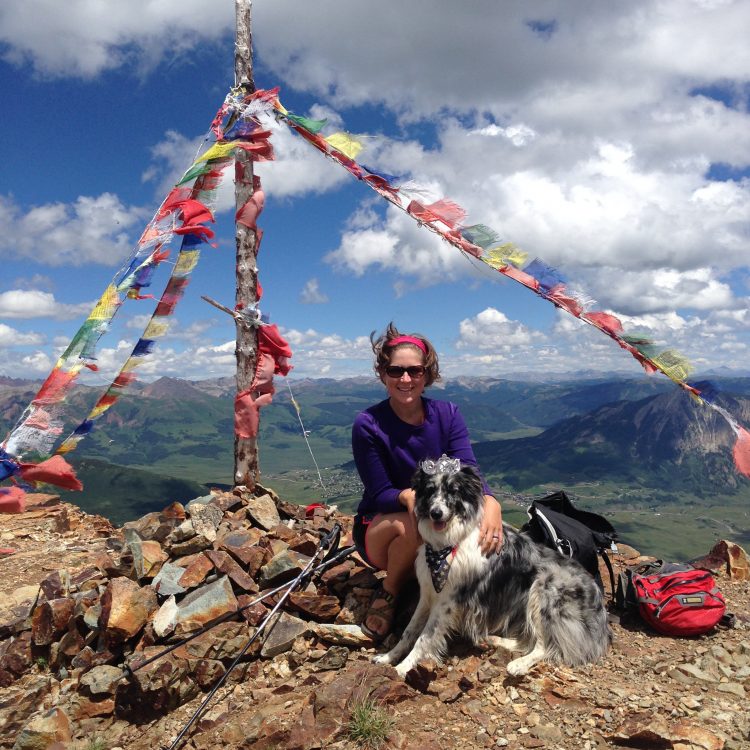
[425,543,457,592]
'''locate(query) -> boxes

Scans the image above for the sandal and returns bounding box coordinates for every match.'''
[361,584,397,642]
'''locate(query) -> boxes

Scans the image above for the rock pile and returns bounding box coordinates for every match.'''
[1,489,749,750]
[0,486,383,747]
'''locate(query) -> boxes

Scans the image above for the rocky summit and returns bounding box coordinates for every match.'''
[0,489,749,750]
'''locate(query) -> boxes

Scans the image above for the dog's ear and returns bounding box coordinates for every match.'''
[459,465,484,494]
[411,466,426,491]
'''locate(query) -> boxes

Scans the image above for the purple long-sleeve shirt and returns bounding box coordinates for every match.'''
[352,397,493,517]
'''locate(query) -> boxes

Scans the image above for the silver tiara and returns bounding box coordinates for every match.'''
[421,454,461,475]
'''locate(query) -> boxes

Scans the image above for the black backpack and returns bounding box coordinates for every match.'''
[521,491,618,594]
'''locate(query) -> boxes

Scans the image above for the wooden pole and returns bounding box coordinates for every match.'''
[233,0,259,490]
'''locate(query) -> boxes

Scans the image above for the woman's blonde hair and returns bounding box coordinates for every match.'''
[370,322,441,386]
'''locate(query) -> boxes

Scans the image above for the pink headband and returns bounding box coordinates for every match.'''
[386,335,427,354]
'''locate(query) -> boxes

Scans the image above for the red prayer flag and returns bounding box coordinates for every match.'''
[583,311,623,337]
[499,264,541,291]
[0,486,26,514]
[19,455,82,491]
[547,286,583,317]
[733,426,750,478]
[33,368,77,406]
[235,390,259,438]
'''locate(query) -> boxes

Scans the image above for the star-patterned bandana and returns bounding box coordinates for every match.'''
[425,543,456,592]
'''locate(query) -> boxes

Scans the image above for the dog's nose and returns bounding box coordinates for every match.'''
[430,507,444,521]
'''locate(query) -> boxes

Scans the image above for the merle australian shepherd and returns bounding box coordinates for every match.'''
[374,459,611,677]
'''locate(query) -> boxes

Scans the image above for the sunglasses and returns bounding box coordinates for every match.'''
[385,365,426,379]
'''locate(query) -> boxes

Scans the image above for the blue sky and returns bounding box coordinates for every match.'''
[1,0,749,386]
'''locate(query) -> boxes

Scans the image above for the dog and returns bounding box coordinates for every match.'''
[374,456,612,677]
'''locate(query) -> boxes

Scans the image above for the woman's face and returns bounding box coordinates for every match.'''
[382,345,426,408]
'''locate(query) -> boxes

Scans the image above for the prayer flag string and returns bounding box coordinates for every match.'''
[0,87,281,491]
[271,90,750,479]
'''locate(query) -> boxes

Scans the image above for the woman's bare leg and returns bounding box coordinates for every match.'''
[362,511,421,637]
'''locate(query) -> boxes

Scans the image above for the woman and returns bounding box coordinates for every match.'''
[351,322,503,640]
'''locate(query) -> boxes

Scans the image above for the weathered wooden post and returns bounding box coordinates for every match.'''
[233,0,259,490]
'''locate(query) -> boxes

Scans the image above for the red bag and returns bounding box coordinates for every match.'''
[631,563,726,637]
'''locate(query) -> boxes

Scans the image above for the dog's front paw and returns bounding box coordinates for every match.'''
[373,653,394,666]
[395,662,412,679]
[506,658,530,676]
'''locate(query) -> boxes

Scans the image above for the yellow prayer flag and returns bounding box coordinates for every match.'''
[276,100,289,115]
[144,320,170,339]
[89,402,113,419]
[121,357,144,373]
[484,243,528,269]
[88,285,120,321]
[651,350,693,383]
[195,141,238,163]
[325,132,364,160]
[174,249,201,276]
[55,436,81,455]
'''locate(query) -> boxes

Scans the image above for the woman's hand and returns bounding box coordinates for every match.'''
[398,488,420,537]
[398,488,416,514]
[479,495,503,556]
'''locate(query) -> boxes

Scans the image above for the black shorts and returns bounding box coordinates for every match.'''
[353,514,379,569]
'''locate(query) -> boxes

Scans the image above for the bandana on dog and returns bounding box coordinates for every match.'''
[425,543,457,592]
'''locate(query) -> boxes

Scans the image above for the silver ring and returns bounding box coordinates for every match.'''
[492,534,500,539]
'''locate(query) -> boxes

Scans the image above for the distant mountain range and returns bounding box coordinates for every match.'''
[2,374,750,557]
[474,387,750,494]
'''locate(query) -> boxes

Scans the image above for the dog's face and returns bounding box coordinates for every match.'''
[412,463,484,546]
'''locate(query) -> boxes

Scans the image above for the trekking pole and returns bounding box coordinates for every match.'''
[123,538,355,679]
[165,523,343,750]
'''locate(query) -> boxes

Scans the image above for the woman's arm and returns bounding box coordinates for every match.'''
[352,414,404,514]
[478,494,503,555]
[443,403,502,554]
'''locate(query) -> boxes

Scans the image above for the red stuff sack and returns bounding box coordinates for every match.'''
[631,563,726,637]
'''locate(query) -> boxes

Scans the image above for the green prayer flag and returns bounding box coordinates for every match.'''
[287,113,328,134]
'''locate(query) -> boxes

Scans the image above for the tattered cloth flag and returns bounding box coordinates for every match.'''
[273,89,750,479]
[2,87,277,493]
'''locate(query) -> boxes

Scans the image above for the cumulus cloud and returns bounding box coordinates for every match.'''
[0,0,233,78]
[300,278,329,304]
[254,116,350,198]
[4,0,750,377]
[0,323,43,347]
[456,308,545,352]
[0,290,94,319]
[0,194,147,266]
[584,268,735,315]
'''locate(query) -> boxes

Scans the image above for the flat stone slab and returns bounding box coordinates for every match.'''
[260,612,308,658]
[174,575,238,636]
[246,493,281,531]
[313,623,375,647]
[151,562,187,596]
[258,550,311,589]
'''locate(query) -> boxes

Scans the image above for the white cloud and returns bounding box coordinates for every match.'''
[456,308,545,351]
[0,323,43,346]
[0,194,147,266]
[300,278,329,304]
[0,290,94,319]
[0,0,233,78]
[11,274,54,291]
[586,268,734,315]
[254,116,350,198]
[18,351,52,374]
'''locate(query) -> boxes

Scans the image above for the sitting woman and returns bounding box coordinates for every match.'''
[351,322,502,641]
